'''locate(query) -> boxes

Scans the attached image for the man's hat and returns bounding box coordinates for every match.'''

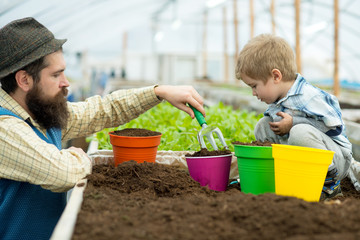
[0,17,67,79]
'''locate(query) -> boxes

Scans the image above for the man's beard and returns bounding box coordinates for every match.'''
[26,84,69,129]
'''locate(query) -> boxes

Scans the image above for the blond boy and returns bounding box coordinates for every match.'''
[236,34,353,200]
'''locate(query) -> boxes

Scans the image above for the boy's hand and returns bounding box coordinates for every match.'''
[269,112,293,136]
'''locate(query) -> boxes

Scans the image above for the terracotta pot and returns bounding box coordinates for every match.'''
[109,132,162,166]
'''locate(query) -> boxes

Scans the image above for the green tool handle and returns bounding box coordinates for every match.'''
[189,104,206,126]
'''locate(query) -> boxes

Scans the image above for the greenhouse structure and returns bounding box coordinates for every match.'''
[1,1,360,239]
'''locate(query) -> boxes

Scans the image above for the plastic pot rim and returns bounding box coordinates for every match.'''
[185,154,233,159]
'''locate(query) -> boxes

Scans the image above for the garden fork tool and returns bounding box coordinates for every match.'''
[189,105,229,150]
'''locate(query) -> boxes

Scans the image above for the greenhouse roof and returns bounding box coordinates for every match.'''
[1,0,360,81]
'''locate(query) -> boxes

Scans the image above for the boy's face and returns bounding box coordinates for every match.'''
[241,74,283,104]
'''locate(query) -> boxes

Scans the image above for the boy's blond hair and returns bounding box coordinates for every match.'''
[235,34,297,82]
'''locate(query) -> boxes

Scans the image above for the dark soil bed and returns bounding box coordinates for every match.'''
[72,161,360,240]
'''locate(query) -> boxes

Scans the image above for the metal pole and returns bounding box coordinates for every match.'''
[334,0,340,96]
[121,31,128,79]
[233,0,239,62]
[295,0,302,73]
[202,10,208,79]
[250,0,255,38]
[223,6,229,83]
[271,0,276,34]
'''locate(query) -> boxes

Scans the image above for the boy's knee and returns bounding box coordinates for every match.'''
[289,124,306,136]
[288,124,316,146]
[255,117,271,130]
[255,116,272,141]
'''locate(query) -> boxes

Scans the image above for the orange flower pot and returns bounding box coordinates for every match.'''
[109,131,162,166]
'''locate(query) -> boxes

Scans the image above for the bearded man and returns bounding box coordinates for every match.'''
[0,17,205,240]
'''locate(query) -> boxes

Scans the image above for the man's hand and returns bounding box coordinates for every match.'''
[268,112,293,136]
[68,146,91,162]
[154,85,205,119]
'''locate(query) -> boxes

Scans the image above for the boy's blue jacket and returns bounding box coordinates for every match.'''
[264,74,352,151]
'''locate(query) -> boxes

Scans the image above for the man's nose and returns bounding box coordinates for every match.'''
[60,74,70,88]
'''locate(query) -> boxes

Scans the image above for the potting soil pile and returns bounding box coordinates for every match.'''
[72,161,360,240]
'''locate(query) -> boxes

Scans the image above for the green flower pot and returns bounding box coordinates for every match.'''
[234,144,275,195]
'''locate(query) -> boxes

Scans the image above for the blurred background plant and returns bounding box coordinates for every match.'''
[87,101,262,152]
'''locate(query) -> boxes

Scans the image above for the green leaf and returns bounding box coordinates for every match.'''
[91,102,263,152]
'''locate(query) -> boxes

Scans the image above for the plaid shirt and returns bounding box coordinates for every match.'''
[264,74,352,151]
[0,86,161,192]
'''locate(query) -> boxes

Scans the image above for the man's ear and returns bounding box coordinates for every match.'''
[15,70,33,92]
[271,69,282,84]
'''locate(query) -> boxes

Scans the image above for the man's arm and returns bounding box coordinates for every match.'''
[0,116,91,192]
[62,85,205,141]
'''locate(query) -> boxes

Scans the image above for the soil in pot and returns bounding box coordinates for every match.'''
[73,162,360,240]
[112,128,161,137]
[232,140,273,146]
[185,148,232,157]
